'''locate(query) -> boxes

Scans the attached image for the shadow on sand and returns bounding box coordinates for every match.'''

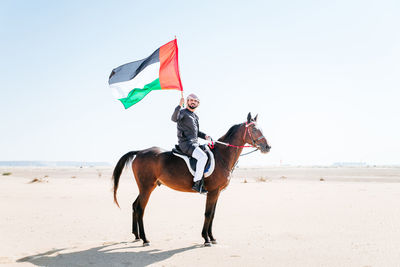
[17,241,201,267]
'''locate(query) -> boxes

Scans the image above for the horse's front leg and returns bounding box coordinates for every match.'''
[202,191,219,246]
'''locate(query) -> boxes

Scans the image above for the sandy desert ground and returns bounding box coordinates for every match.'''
[1,166,400,267]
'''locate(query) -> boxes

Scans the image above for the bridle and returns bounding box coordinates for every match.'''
[210,121,266,152]
[243,121,266,148]
[207,121,269,175]
[209,121,266,174]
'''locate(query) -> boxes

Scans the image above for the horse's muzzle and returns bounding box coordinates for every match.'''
[260,145,271,154]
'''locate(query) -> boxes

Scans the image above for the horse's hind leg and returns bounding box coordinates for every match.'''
[208,202,218,244]
[132,196,140,241]
[202,191,220,246]
[136,184,157,246]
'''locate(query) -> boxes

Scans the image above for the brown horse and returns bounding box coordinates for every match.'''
[112,112,271,246]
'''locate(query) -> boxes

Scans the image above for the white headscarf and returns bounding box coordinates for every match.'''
[187,93,200,102]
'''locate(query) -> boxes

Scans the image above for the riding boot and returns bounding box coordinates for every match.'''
[192,178,208,194]
[199,178,208,194]
[192,180,202,193]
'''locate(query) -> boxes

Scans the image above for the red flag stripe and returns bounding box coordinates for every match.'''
[159,39,183,91]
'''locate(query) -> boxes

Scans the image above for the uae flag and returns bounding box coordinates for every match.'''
[108,39,183,109]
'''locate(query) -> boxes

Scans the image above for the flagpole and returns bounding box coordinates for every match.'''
[175,35,184,106]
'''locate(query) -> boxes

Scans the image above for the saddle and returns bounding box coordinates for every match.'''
[172,144,215,178]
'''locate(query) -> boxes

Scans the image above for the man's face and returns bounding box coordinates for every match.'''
[187,98,199,110]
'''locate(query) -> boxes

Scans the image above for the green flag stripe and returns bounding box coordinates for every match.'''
[118,78,161,109]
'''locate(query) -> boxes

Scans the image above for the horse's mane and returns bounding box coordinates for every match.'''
[218,123,242,142]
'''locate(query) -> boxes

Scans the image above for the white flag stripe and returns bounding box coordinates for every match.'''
[109,62,160,99]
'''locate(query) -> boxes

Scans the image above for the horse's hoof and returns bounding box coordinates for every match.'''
[204,242,212,247]
[143,242,150,247]
[211,240,217,244]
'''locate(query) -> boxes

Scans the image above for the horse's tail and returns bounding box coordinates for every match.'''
[112,151,138,208]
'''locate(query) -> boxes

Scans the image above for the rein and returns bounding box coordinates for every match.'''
[211,140,253,148]
[239,148,259,156]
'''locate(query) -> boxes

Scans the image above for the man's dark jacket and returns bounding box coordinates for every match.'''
[171,106,207,156]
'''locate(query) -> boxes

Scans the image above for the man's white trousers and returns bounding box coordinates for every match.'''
[191,147,207,182]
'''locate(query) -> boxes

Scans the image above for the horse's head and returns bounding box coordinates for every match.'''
[244,112,271,154]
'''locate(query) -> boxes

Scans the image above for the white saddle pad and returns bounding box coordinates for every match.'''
[172,145,215,178]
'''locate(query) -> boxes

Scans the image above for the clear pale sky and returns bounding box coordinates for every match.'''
[1,0,399,166]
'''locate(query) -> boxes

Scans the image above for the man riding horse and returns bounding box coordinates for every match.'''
[171,93,212,193]
[112,111,271,246]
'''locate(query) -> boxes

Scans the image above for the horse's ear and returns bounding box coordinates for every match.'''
[254,114,258,121]
[247,112,252,123]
